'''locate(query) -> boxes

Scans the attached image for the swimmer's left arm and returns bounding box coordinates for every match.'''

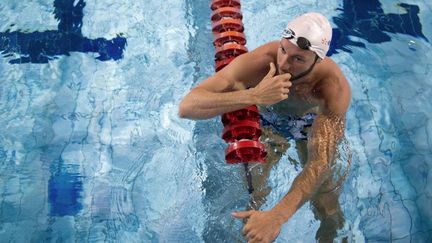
[270,113,346,223]
[270,77,350,223]
[232,77,351,242]
[232,113,346,242]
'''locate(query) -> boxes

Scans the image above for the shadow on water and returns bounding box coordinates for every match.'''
[48,161,83,217]
[38,144,84,217]
[0,0,126,64]
[329,0,428,56]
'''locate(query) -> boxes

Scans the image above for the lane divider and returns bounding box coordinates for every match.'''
[210,0,267,164]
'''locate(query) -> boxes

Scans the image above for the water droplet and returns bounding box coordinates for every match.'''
[408,40,417,51]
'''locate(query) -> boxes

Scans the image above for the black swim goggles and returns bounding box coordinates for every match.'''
[281,28,312,50]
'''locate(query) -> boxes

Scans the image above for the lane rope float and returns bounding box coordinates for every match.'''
[210,0,267,197]
[210,0,267,165]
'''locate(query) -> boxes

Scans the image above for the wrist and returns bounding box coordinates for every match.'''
[271,199,298,224]
[247,87,260,105]
[269,207,288,225]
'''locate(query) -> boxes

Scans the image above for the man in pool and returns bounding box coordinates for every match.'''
[178,12,351,243]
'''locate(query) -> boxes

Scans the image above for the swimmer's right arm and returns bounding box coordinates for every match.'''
[178,58,292,119]
[178,63,291,119]
[178,77,257,120]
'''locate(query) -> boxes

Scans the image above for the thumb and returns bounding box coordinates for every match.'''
[264,62,276,79]
[232,210,255,218]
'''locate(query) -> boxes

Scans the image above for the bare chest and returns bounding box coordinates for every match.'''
[276,83,319,114]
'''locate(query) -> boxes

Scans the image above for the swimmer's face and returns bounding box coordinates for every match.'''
[277,38,318,79]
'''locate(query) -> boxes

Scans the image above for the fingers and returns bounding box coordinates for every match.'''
[280,72,292,80]
[244,228,256,242]
[283,80,292,89]
[271,73,291,90]
[242,224,252,236]
[277,74,292,84]
[264,62,276,79]
[246,231,265,243]
[232,210,255,219]
[248,237,265,243]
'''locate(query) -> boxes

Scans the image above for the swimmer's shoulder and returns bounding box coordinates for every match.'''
[237,41,279,69]
[218,41,279,89]
[314,58,352,115]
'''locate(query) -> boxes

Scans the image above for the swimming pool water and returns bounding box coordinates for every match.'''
[0,0,431,242]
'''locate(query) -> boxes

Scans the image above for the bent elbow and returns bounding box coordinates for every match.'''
[179,89,208,120]
[178,100,191,119]
[178,109,188,119]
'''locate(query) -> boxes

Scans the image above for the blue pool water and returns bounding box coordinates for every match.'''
[0,0,431,242]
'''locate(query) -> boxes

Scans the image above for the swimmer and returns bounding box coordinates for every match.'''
[179,12,352,243]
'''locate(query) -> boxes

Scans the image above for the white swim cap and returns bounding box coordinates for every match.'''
[282,12,332,59]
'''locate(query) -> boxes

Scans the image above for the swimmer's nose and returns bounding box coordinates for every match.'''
[278,65,290,74]
[278,58,290,74]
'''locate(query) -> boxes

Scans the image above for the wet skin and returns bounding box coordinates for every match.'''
[179,38,352,242]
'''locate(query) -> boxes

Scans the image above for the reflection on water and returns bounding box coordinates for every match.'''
[0,0,127,64]
[0,0,431,241]
[329,0,428,55]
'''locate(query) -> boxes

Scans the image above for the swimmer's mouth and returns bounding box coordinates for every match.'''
[277,67,291,76]
[278,70,296,81]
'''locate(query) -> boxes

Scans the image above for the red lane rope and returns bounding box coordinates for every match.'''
[210,0,267,164]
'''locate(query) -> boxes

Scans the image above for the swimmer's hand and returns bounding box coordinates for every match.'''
[251,62,292,106]
[232,210,284,243]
